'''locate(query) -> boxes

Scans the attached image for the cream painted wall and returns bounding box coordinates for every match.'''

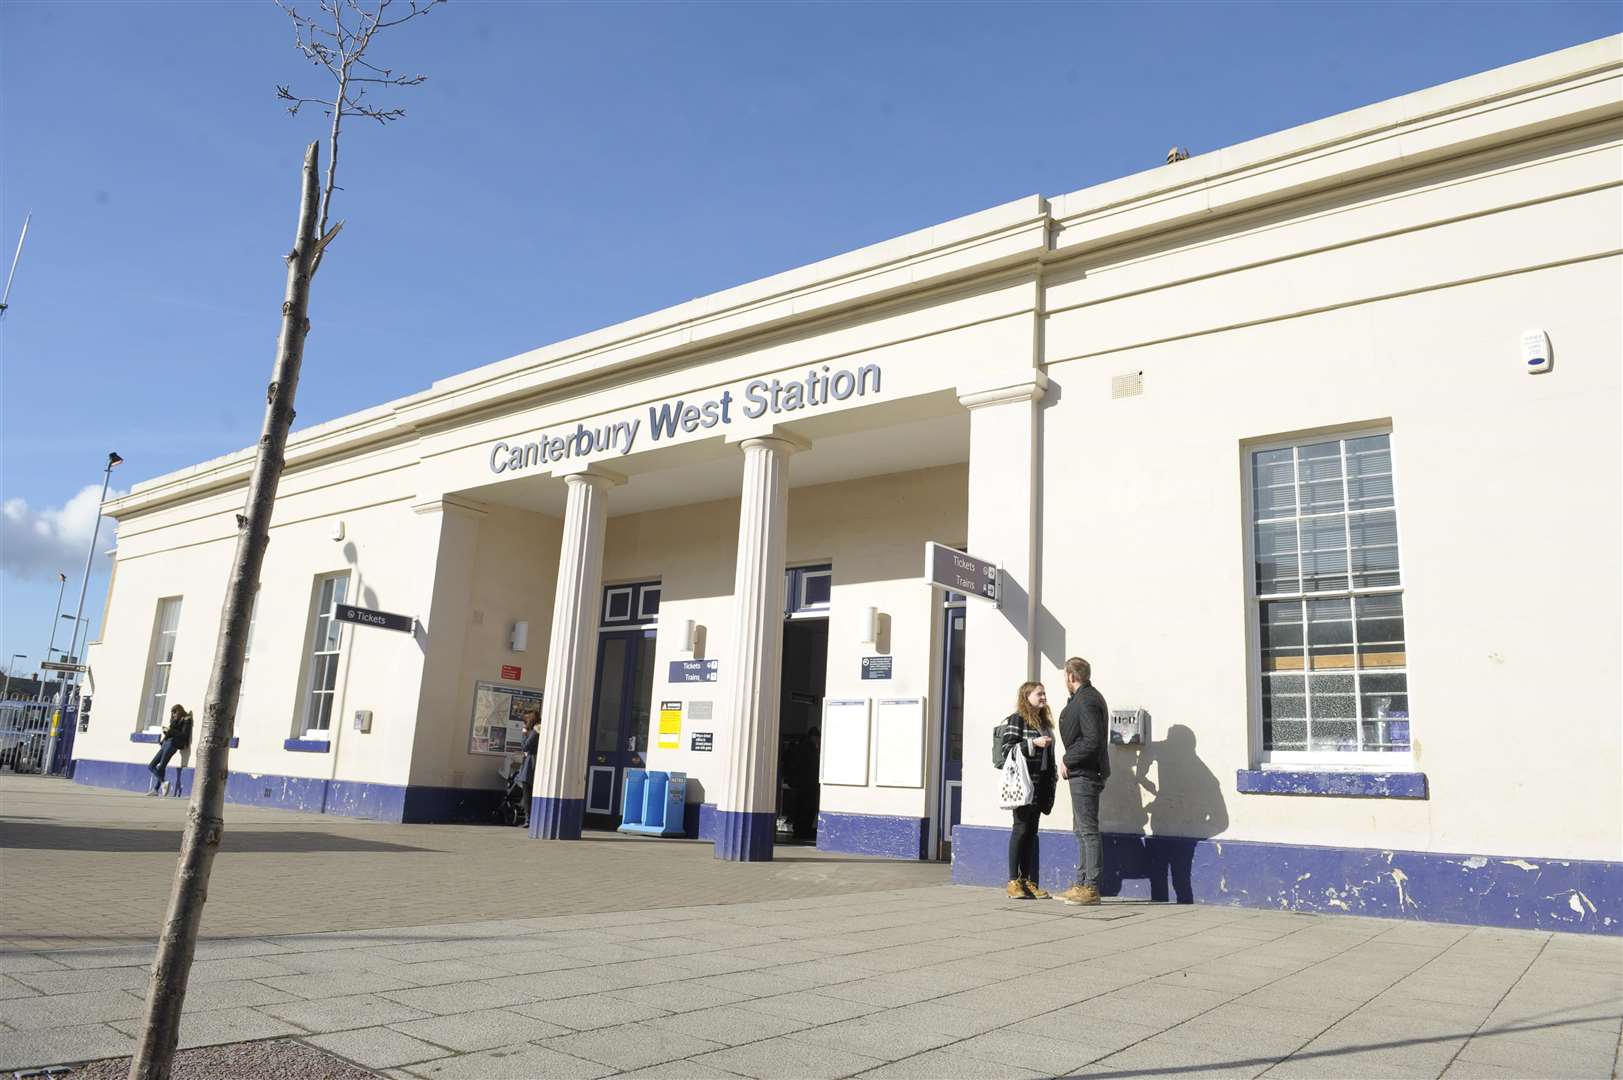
[80,489,437,787]
[599,464,967,819]
[409,505,563,789]
[953,176,1623,862]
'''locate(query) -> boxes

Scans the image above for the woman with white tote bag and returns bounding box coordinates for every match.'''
[992,681,1059,899]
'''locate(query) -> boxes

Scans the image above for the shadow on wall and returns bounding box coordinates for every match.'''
[1101,723,1229,903]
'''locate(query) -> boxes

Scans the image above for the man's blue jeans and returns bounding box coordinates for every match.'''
[1068,776,1104,889]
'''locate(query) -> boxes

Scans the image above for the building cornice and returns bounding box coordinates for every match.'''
[102,36,1621,522]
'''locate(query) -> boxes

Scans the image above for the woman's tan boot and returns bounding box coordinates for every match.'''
[1005,879,1033,899]
[1023,879,1052,900]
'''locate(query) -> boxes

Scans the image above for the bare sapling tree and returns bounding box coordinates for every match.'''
[129,3,441,1077]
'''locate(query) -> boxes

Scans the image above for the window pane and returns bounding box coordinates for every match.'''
[1251,449,1297,520]
[1301,517,1349,591]
[313,692,334,731]
[1307,598,1354,670]
[1346,435,1394,510]
[1259,601,1303,671]
[1356,594,1406,668]
[627,636,655,751]
[1262,672,1306,750]
[1309,673,1357,749]
[803,573,831,608]
[1298,442,1345,515]
[593,638,629,752]
[159,598,182,633]
[1253,521,1299,595]
[1350,510,1400,589]
[1361,671,1410,751]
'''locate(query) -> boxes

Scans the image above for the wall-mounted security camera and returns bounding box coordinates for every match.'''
[510,620,529,653]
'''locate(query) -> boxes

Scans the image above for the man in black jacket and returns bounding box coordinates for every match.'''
[1057,657,1110,905]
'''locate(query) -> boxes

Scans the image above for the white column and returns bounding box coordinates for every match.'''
[714,433,805,861]
[531,467,622,839]
[957,377,1047,870]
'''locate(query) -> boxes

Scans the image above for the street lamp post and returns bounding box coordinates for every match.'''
[3,653,25,700]
[42,572,67,659]
[50,452,121,773]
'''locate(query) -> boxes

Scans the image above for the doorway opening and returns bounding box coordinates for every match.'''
[778,565,830,844]
[584,581,660,830]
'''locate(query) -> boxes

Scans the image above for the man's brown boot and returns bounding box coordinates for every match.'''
[1061,884,1102,906]
[1006,879,1033,900]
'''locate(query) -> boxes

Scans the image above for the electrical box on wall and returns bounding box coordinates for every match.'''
[510,620,529,652]
[353,709,372,733]
[1521,329,1552,374]
[1109,708,1149,746]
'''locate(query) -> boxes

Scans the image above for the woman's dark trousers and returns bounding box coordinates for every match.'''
[1008,803,1040,880]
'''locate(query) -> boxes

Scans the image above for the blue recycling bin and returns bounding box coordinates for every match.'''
[618,768,688,836]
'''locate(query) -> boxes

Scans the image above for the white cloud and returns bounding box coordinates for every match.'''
[1,484,126,581]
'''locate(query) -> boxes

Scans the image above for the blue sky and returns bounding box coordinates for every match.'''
[1,0,1617,677]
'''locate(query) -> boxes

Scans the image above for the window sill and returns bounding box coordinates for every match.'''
[1236,768,1427,799]
[283,738,331,753]
[131,733,240,748]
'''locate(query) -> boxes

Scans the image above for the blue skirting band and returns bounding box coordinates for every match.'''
[529,796,585,840]
[1236,769,1427,798]
[951,823,1621,935]
[713,809,776,861]
[817,811,928,860]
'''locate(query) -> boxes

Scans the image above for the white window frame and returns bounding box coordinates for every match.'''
[1243,426,1414,770]
[298,572,350,739]
[140,596,184,733]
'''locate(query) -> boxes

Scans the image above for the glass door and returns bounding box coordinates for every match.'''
[584,628,656,829]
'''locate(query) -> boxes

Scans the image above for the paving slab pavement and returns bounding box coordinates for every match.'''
[3,774,1621,1078]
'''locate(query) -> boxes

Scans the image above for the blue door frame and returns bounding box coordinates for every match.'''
[934,598,966,860]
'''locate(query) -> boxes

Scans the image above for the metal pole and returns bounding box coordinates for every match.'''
[44,574,66,658]
[59,454,120,770]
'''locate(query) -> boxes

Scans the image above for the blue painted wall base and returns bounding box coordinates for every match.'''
[529,796,584,840]
[817,811,928,860]
[713,809,775,861]
[73,758,502,824]
[696,803,719,841]
[951,823,1621,935]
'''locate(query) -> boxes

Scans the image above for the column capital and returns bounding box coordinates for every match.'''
[557,464,627,488]
[726,428,812,454]
[958,373,1050,411]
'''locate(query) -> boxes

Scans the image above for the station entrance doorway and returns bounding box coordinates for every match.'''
[778,565,830,844]
[584,581,660,830]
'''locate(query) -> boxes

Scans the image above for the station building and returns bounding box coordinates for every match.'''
[74,39,1621,933]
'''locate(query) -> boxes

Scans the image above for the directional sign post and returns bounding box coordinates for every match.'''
[924,542,1000,606]
[334,604,415,634]
[39,660,87,674]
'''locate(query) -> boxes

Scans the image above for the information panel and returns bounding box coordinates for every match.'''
[820,698,870,786]
[874,696,926,788]
[468,680,543,756]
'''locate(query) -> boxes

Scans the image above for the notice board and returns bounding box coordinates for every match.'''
[468,680,543,756]
[874,696,926,788]
[820,698,870,786]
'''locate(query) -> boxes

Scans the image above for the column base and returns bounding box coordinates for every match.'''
[712,810,776,861]
[529,796,584,840]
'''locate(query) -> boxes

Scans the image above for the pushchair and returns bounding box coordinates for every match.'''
[496,762,528,827]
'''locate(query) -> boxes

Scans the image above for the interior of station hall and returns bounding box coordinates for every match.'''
[71,37,1622,934]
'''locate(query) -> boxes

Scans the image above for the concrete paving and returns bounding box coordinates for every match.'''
[2,775,1621,1078]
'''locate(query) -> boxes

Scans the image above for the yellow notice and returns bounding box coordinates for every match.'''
[657,700,682,749]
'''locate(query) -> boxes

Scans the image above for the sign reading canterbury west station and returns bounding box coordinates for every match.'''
[489,363,883,475]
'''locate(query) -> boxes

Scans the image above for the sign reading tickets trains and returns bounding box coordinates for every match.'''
[488,364,883,475]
